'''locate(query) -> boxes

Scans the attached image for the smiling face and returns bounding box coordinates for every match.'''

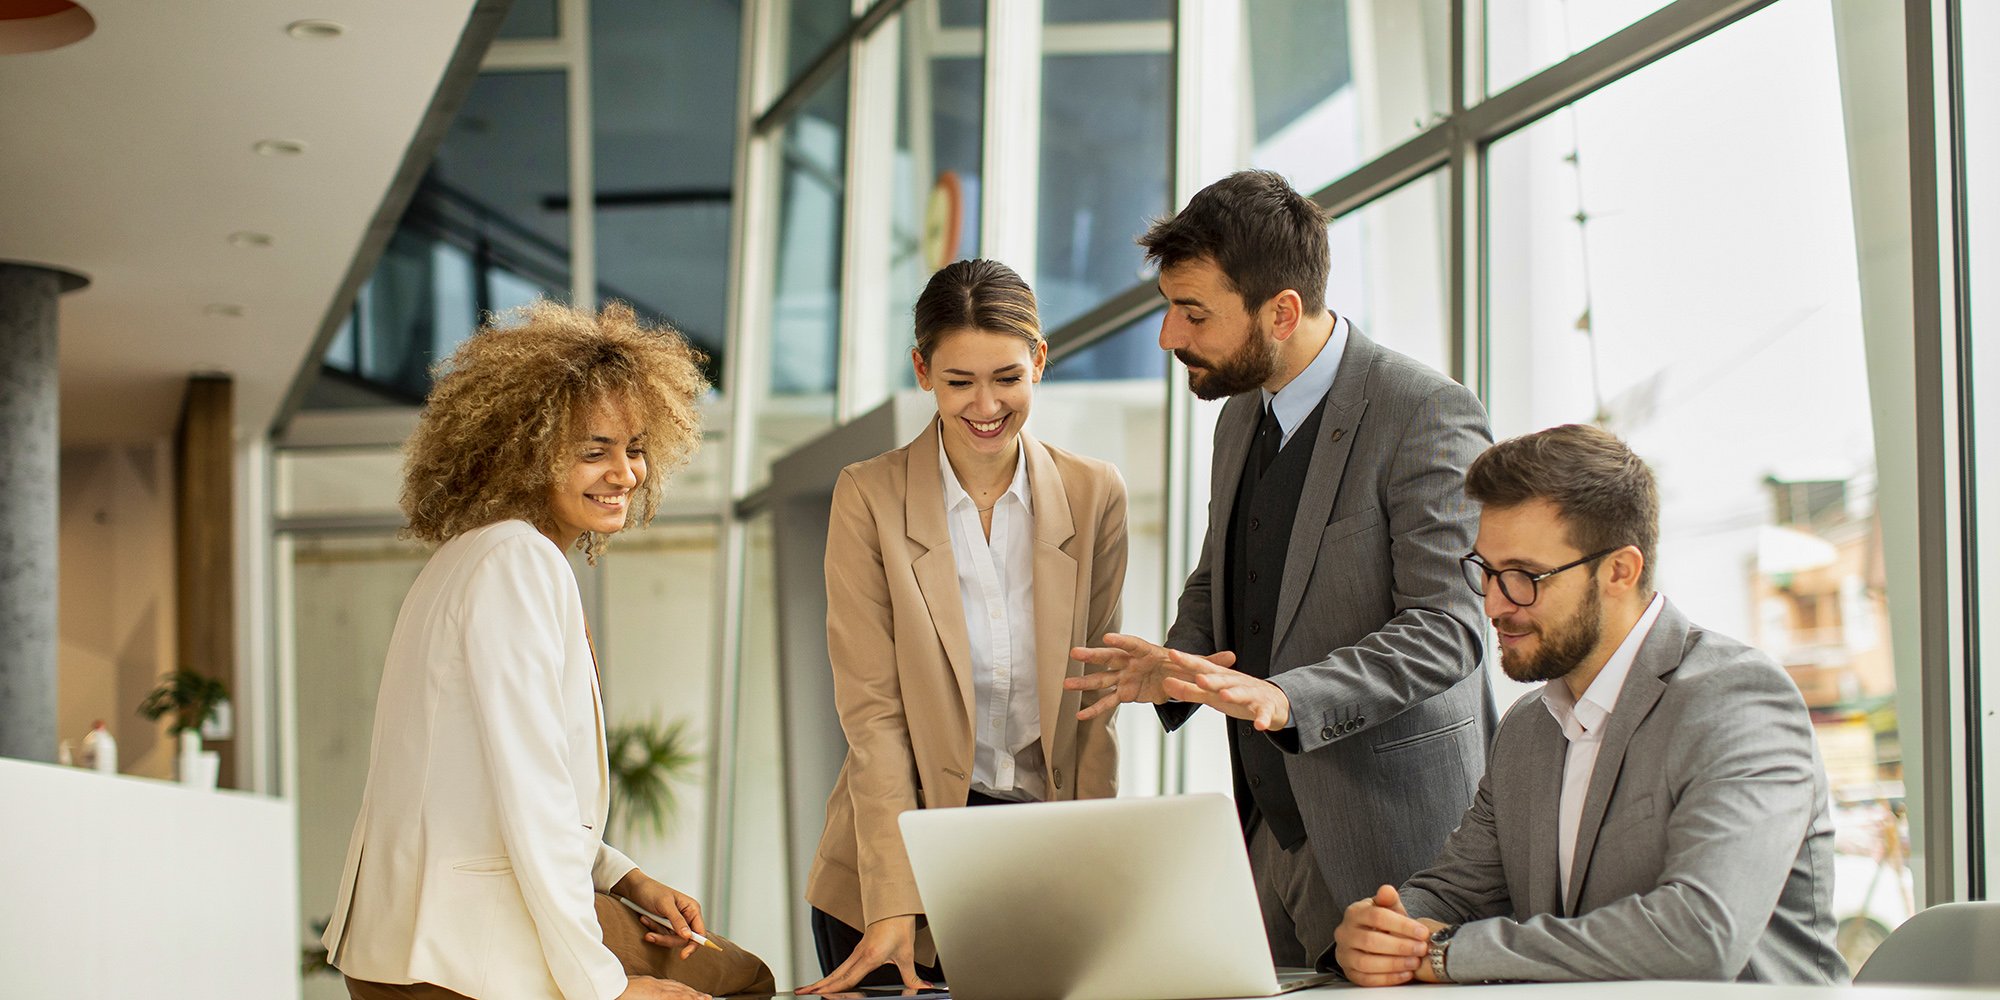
[1156,257,1282,400]
[913,327,1047,459]
[1472,499,1609,683]
[544,398,647,549]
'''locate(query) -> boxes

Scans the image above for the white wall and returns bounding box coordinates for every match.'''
[0,758,298,999]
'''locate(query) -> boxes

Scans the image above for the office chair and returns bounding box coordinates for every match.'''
[1852,900,2000,986]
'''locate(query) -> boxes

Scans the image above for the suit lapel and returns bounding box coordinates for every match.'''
[1524,707,1568,918]
[1561,600,1686,915]
[1207,395,1260,642]
[906,419,976,720]
[1024,434,1080,776]
[1272,329,1374,651]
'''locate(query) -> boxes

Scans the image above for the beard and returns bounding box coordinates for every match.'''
[1175,320,1281,400]
[1497,584,1604,684]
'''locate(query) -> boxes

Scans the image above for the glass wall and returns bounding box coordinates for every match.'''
[1968,0,2000,893]
[1485,1,1908,965]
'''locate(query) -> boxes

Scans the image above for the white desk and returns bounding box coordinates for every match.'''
[1271,982,1995,998]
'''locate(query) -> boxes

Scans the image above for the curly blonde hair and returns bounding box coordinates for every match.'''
[400,299,709,561]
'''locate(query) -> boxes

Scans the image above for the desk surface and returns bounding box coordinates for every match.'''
[1270,981,1993,998]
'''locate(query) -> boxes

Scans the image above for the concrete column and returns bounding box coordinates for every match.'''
[0,262,81,761]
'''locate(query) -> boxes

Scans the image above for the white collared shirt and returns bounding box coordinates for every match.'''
[1259,314,1350,448]
[939,434,1045,802]
[1543,591,1666,899]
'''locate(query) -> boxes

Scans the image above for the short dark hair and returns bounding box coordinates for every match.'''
[1465,424,1661,590]
[911,258,1043,362]
[1138,169,1330,316]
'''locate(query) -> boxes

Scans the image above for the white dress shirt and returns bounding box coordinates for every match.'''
[940,435,1046,802]
[1543,591,1666,900]
[1260,314,1350,448]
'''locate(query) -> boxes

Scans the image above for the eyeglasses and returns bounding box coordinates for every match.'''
[1459,547,1621,607]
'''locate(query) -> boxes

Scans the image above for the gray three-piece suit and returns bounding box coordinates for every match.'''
[1160,328,1497,954]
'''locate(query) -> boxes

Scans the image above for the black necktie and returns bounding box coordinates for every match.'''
[1255,403,1282,477]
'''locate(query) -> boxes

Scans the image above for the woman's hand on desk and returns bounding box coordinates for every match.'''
[619,975,710,1000]
[797,914,932,994]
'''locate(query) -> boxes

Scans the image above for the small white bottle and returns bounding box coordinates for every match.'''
[80,721,117,775]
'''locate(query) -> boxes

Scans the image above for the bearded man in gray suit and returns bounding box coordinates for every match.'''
[1068,169,1494,967]
[1332,424,1844,986]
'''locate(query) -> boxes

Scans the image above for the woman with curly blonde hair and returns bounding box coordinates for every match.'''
[324,301,772,1000]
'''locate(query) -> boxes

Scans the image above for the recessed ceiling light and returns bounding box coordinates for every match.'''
[253,138,307,157]
[204,304,245,318]
[227,231,274,248]
[286,19,344,39]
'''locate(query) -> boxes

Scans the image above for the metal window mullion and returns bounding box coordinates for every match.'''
[707,0,784,922]
[1448,0,1483,393]
[980,0,1041,274]
[754,0,912,134]
[563,0,595,307]
[1905,0,1972,907]
[838,16,899,420]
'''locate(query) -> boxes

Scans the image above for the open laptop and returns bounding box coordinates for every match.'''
[898,794,1342,1000]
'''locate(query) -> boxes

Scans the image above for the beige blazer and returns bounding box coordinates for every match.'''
[322,520,639,1000]
[805,421,1128,942]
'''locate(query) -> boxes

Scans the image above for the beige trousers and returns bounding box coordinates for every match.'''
[343,892,777,999]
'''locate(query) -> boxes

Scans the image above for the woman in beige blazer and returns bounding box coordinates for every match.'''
[323,302,772,1000]
[800,260,1128,993]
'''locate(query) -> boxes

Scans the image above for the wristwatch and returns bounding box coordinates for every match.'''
[1426,924,1457,984]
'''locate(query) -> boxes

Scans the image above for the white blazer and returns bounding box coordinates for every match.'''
[323,520,637,1000]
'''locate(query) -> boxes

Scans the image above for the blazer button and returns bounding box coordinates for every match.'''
[1249,517,1261,531]
[1354,717,1366,728]
[1247,570,1259,584]
[1321,726,1335,740]
[1054,768,1063,788]
[1249,775,1262,788]
[1248,621,1261,635]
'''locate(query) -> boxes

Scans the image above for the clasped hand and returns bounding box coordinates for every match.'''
[1065,633,1292,731]
[1332,886,1447,987]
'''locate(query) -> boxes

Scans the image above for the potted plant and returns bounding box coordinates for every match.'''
[605,716,700,842]
[137,669,230,770]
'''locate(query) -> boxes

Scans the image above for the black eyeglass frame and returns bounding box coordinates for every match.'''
[1459,547,1623,607]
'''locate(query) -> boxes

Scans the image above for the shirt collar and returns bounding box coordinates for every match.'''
[938,431,1032,514]
[1541,592,1666,741]
[1260,313,1349,433]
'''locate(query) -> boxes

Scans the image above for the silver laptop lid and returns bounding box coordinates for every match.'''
[898,794,1283,1000]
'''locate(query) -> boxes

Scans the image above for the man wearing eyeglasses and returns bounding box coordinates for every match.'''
[1331,423,1844,986]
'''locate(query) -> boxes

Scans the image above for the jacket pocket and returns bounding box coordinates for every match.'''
[1370,716,1475,755]
[1323,505,1383,539]
[450,856,514,876]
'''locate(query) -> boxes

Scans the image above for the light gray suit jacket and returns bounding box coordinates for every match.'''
[1396,598,1847,984]
[1162,329,1495,909]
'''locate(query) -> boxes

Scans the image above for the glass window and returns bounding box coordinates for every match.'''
[598,520,724,905]
[1485,1,1908,968]
[887,0,986,390]
[1327,170,1449,376]
[1486,0,1673,96]
[720,514,792,986]
[591,0,739,365]
[1244,0,1450,196]
[497,0,559,39]
[1045,0,1169,24]
[781,0,852,85]
[1037,45,1171,330]
[1030,312,1169,795]
[756,70,850,491]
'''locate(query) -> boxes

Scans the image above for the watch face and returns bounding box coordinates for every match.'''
[1429,925,1457,943]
